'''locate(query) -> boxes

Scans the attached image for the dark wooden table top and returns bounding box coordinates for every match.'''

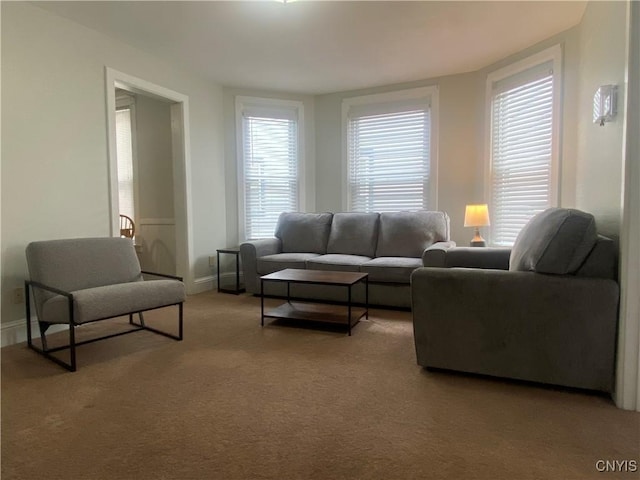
[260,268,368,286]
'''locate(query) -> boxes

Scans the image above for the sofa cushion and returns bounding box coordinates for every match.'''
[327,213,379,257]
[375,211,450,258]
[361,257,422,283]
[41,280,185,324]
[257,253,320,275]
[275,212,333,254]
[509,208,598,274]
[306,254,372,273]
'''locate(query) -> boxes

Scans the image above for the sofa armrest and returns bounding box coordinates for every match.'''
[426,247,512,270]
[422,241,457,267]
[410,267,619,391]
[239,238,282,294]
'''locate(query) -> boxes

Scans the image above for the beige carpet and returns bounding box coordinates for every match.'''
[2,291,638,480]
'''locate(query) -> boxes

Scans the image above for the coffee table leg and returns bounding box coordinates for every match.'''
[347,285,352,336]
[261,279,264,326]
[365,276,369,319]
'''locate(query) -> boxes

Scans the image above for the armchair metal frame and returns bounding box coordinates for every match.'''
[25,271,183,372]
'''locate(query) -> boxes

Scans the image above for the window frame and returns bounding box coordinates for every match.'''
[235,96,305,241]
[341,86,439,212]
[484,45,563,246]
[115,93,139,226]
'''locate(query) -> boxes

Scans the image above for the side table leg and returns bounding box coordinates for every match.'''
[217,251,221,293]
[365,276,369,319]
[261,279,264,327]
[235,253,240,293]
[348,285,352,336]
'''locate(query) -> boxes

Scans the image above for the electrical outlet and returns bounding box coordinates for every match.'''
[209,256,217,267]
[11,287,24,305]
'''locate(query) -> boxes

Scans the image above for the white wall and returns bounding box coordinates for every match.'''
[313,27,583,246]
[575,0,628,239]
[1,2,226,324]
[134,94,177,276]
[477,27,582,211]
[314,73,483,246]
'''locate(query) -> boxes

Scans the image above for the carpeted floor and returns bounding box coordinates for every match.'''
[2,291,639,480]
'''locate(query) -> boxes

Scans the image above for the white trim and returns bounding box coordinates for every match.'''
[615,0,640,412]
[115,103,141,226]
[193,275,215,294]
[235,96,305,242]
[138,218,175,226]
[1,318,68,348]
[105,67,195,293]
[341,85,439,211]
[484,44,563,246]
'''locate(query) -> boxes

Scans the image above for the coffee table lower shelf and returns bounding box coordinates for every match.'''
[263,302,367,332]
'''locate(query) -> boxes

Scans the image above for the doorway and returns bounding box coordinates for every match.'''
[105,68,193,291]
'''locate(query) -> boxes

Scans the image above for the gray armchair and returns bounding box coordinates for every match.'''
[25,237,186,371]
[411,208,619,392]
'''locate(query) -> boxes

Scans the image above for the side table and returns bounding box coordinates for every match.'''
[216,248,245,294]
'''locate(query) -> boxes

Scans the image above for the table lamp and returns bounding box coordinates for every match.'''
[464,204,490,247]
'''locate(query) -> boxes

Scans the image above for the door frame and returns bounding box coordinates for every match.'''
[104,67,194,292]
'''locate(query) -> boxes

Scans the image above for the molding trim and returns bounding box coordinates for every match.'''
[193,275,215,295]
[105,67,195,294]
[1,318,68,348]
[615,0,640,412]
[192,273,244,295]
[139,218,175,226]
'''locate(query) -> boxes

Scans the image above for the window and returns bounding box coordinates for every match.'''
[487,46,561,246]
[343,87,437,212]
[115,106,135,220]
[237,98,304,240]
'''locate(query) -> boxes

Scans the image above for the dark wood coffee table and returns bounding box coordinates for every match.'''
[260,269,369,335]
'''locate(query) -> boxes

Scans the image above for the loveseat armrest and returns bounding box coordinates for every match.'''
[141,270,184,282]
[422,241,456,267]
[240,238,282,294]
[423,246,511,270]
[411,267,619,391]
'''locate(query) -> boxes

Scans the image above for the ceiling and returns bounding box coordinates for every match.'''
[33,1,587,95]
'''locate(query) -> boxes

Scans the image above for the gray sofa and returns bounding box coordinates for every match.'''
[240,211,453,308]
[411,208,619,392]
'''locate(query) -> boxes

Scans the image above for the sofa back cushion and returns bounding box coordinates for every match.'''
[509,208,598,274]
[26,237,143,319]
[275,212,333,254]
[575,235,617,280]
[375,211,450,258]
[327,212,379,257]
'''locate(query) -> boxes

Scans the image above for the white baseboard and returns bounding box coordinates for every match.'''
[192,275,215,294]
[1,318,68,348]
[192,273,244,295]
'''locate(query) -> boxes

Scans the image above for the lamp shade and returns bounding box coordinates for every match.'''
[464,204,490,227]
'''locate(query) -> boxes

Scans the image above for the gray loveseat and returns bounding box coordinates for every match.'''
[240,211,453,308]
[25,237,186,371]
[411,208,619,392]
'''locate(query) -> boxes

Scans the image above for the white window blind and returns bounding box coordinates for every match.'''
[490,62,554,246]
[115,108,135,220]
[242,111,298,240]
[347,104,431,212]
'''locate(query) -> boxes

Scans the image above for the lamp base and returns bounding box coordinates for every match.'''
[470,228,486,247]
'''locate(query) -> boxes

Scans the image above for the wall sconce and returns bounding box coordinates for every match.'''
[464,204,490,247]
[593,85,618,126]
